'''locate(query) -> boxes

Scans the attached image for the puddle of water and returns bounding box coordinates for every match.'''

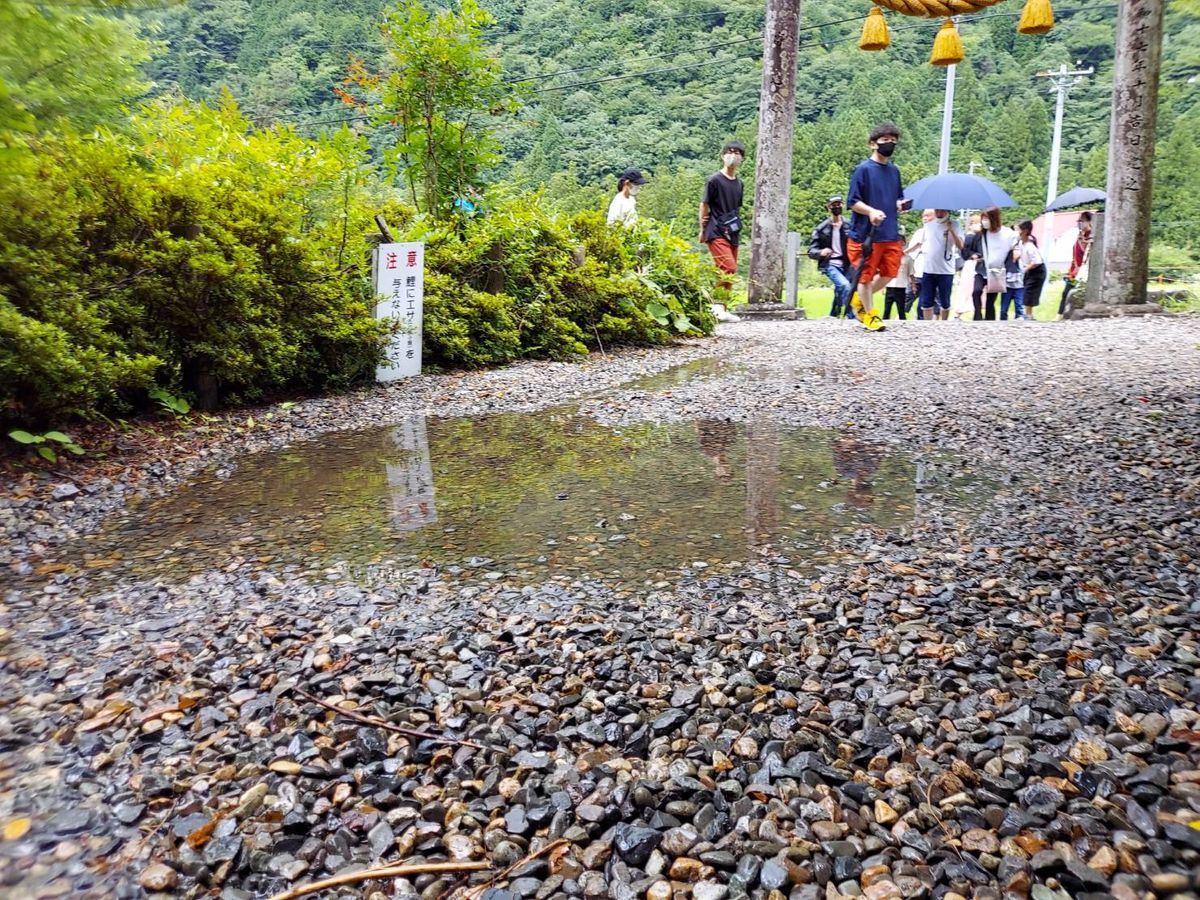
[614,358,744,392]
[47,414,995,586]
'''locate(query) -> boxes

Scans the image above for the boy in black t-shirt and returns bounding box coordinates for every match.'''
[699,141,746,303]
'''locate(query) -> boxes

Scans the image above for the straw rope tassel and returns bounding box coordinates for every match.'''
[1017,0,1055,34]
[860,6,891,51]
[929,18,964,65]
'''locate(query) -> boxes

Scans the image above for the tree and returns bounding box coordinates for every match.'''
[0,0,154,138]
[374,0,516,216]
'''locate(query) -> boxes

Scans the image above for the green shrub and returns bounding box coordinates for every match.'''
[0,100,390,424]
[417,195,714,369]
[1,102,713,425]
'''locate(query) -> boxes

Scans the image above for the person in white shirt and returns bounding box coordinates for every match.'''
[910,209,964,320]
[607,168,647,227]
[1016,220,1047,313]
[906,210,935,314]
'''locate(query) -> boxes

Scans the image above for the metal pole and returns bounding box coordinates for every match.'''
[1046,65,1067,208]
[938,63,956,175]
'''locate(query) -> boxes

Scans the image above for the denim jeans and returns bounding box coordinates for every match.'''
[919,272,954,313]
[1001,286,1025,320]
[824,264,855,318]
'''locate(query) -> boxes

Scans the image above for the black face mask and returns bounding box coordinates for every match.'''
[876,141,897,158]
[829,206,843,216]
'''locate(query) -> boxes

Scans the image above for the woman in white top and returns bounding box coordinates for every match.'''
[965,206,1018,321]
[1016,220,1047,313]
[607,168,647,227]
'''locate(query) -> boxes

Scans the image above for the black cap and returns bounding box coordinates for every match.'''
[618,168,648,187]
[722,140,746,157]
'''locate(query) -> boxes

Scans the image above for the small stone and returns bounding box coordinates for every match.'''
[962,829,1000,854]
[874,800,898,825]
[862,883,902,900]
[694,881,729,900]
[760,860,789,891]
[647,881,672,900]
[733,736,759,758]
[51,483,79,501]
[139,863,177,891]
[613,825,661,867]
[669,858,711,882]
[1086,846,1117,877]
[1149,873,1189,893]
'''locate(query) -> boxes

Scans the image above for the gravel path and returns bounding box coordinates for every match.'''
[2,317,1199,900]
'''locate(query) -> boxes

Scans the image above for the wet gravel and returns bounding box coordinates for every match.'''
[2,317,1200,900]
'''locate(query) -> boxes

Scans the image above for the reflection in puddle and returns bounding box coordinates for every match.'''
[615,358,743,392]
[51,414,995,586]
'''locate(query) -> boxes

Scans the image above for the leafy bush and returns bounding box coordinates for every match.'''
[416,194,714,368]
[1,102,714,426]
[0,99,391,424]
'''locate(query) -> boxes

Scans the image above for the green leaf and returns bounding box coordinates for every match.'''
[43,431,73,443]
[672,313,692,333]
[175,398,191,415]
[646,301,669,318]
[64,443,85,455]
[8,430,40,444]
[37,446,57,463]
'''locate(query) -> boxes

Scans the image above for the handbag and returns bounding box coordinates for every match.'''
[981,232,1005,293]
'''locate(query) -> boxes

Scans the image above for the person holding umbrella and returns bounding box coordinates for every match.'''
[908,209,963,320]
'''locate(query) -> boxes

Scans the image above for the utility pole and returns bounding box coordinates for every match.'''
[937,63,956,175]
[1035,63,1094,207]
[1100,0,1165,309]
[747,0,801,306]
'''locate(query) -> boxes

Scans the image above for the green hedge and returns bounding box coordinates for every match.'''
[419,196,715,368]
[1,102,714,427]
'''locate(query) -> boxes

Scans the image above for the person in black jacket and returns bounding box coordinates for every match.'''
[808,195,855,319]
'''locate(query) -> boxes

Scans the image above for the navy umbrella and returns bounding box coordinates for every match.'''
[1044,186,1106,212]
[903,172,1017,210]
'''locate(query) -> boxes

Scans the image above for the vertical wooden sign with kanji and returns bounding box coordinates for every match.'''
[373,242,424,381]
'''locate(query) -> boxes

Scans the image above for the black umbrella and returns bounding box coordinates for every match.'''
[1044,186,1106,213]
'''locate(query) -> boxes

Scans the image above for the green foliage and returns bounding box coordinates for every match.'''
[0,100,391,425]
[0,0,155,138]
[372,0,515,216]
[417,193,713,368]
[7,428,84,464]
[149,388,191,418]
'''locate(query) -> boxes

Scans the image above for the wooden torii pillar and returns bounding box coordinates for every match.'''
[1078,0,1167,317]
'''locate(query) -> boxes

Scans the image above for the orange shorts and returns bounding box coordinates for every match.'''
[847,239,903,284]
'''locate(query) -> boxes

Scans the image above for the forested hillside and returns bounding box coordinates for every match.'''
[144,0,1200,254]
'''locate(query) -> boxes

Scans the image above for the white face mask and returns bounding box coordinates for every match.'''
[723,153,739,168]
[630,185,641,196]
[935,212,947,221]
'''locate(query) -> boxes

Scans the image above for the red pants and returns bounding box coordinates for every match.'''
[708,238,738,290]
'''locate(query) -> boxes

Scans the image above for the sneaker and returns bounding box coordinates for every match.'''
[710,304,741,323]
[861,312,886,332]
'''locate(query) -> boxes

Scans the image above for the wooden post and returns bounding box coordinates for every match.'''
[746,0,802,305]
[1099,0,1164,310]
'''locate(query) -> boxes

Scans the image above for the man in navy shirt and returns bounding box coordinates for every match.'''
[846,122,907,332]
